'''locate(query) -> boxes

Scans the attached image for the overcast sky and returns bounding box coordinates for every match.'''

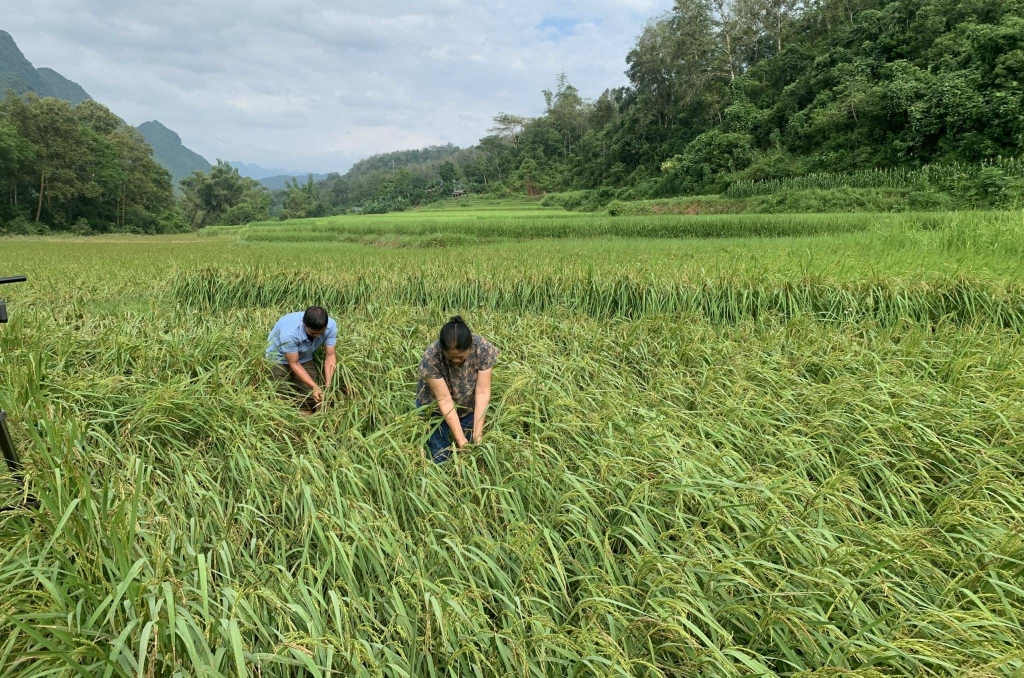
[5,0,672,173]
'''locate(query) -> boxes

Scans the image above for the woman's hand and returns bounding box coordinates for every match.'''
[472,368,493,447]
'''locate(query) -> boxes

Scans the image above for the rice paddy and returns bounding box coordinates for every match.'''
[1,206,1024,676]
[204,206,946,246]
[724,158,1024,199]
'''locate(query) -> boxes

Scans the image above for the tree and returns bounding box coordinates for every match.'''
[543,72,587,160]
[438,161,458,189]
[14,95,82,223]
[179,160,269,228]
[0,92,177,233]
[280,0,1024,215]
[0,111,34,222]
[280,175,324,220]
[488,114,530,149]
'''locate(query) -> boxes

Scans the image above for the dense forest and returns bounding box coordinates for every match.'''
[1,0,1021,232]
[0,94,181,234]
[306,0,1023,214]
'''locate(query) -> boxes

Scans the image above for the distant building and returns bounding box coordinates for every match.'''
[452,189,466,198]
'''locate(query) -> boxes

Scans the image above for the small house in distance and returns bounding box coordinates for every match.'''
[451,189,466,198]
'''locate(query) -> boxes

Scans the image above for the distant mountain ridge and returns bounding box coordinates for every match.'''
[1,30,212,189]
[228,162,330,190]
[136,120,212,188]
[0,30,90,104]
[2,30,336,192]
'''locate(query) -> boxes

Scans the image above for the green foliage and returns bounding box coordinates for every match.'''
[540,187,636,211]
[725,158,1024,208]
[352,0,1024,206]
[361,195,411,215]
[346,144,462,177]
[0,93,179,234]
[279,175,325,220]
[610,188,965,215]
[3,216,1024,674]
[179,160,271,229]
[660,131,756,193]
[438,160,458,188]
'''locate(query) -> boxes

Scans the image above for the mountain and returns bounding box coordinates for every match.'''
[136,120,212,188]
[228,161,330,189]
[35,67,91,104]
[0,30,91,104]
[1,31,209,188]
[229,162,295,180]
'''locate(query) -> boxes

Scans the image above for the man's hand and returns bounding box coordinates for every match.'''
[471,428,483,445]
[454,433,469,449]
[312,387,324,404]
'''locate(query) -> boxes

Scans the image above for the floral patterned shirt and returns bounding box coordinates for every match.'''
[416,334,499,413]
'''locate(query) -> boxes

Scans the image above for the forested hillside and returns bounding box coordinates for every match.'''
[0,94,181,233]
[312,0,1022,212]
[2,0,1022,232]
[136,120,213,188]
[1,30,210,207]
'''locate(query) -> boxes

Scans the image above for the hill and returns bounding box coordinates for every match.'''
[1,30,209,188]
[0,30,91,104]
[228,161,299,181]
[136,120,212,189]
[345,144,461,179]
[227,162,330,190]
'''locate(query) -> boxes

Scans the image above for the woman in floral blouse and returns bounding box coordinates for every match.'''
[416,315,499,462]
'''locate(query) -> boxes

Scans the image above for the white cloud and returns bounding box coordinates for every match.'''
[4,0,673,172]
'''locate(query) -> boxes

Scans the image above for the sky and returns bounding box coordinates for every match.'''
[5,0,672,174]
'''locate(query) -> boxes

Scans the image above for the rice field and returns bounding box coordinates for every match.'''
[205,206,1009,247]
[1,207,1024,676]
[725,158,1024,199]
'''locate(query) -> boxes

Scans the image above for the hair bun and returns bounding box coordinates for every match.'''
[449,315,466,325]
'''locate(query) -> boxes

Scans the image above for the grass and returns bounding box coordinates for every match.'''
[605,188,960,216]
[725,158,1024,199]
[1,207,1024,675]
[203,207,1004,247]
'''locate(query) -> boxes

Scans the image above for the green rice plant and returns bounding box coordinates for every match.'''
[211,212,906,246]
[726,158,1024,203]
[172,265,1024,329]
[1,210,1024,676]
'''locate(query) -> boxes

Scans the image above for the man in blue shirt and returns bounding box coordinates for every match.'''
[266,306,338,413]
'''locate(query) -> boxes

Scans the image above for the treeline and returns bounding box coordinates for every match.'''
[0,93,180,234]
[0,95,324,233]
[314,148,473,214]
[165,150,475,226]
[3,0,1021,232]
[311,0,1023,211]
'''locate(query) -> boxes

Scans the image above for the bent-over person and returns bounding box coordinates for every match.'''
[267,306,337,413]
[416,315,498,463]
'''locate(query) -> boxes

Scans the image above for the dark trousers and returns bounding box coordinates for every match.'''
[417,399,473,463]
[271,361,321,410]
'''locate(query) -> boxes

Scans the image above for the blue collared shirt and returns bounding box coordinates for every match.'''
[266,312,337,365]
